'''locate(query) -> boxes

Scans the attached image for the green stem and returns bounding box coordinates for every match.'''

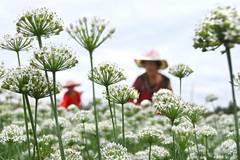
[121,103,126,147]
[179,78,182,98]
[106,85,117,141]
[149,142,152,160]
[193,124,200,160]
[16,51,21,66]
[113,102,117,128]
[89,53,101,160]
[24,94,40,160]
[205,136,208,159]
[225,46,240,160]
[37,36,42,48]
[22,95,31,159]
[53,72,65,160]
[33,98,39,157]
[82,122,90,159]
[171,120,176,160]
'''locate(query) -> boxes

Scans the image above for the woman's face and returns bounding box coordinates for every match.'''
[143,61,158,74]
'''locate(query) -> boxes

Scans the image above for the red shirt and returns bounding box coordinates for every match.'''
[133,73,171,104]
[60,90,81,108]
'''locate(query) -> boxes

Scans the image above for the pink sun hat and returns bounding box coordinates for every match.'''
[134,49,168,69]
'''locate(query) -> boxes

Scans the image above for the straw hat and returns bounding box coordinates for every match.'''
[134,49,168,69]
[63,80,80,88]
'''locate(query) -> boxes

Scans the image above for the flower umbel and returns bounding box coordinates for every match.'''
[88,63,126,86]
[0,33,33,52]
[16,7,63,38]
[30,44,78,72]
[169,64,193,79]
[193,6,240,52]
[101,142,130,160]
[67,17,115,53]
[105,85,139,104]
[152,89,185,122]
[1,66,45,94]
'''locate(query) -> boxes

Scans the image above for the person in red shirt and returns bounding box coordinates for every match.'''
[60,81,82,109]
[133,49,172,104]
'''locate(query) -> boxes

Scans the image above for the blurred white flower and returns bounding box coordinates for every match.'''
[169,64,193,78]
[101,142,130,160]
[0,124,26,144]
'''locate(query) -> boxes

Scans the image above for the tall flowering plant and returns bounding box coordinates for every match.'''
[16,8,65,159]
[30,44,78,160]
[0,33,33,157]
[168,64,193,97]
[88,63,126,141]
[67,17,115,160]
[193,6,240,159]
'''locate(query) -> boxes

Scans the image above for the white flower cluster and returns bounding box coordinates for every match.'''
[185,102,206,125]
[30,44,78,72]
[0,33,33,52]
[196,125,217,137]
[49,117,71,130]
[67,17,115,52]
[71,110,92,123]
[169,63,193,79]
[1,66,41,94]
[172,120,193,135]
[16,7,63,38]
[193,6,240,51]
[106,84,139,104]
[149,145,170,159]
[88,63,126,86]
[46,148,83,160]
[214,139,237,159]
[0,124,26,144]
[101,142,130,160]
[152,89,185,121]
[138,126,163,143]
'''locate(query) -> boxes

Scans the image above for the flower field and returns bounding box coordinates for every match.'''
[0,5,240,160]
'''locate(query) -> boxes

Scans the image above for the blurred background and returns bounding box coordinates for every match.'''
[0,0,240,111]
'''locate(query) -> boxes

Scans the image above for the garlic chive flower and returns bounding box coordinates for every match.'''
[185,102,206,125]
[30,44,78,72]
[0,33,33,52]
[0,124,26,144]
[196,125,217,137]
[67,17,115,53]
[105,85,139,104]
[148,145,170,159]
[46,148,83,160]
[193,6,240,52]
[169,64,193,79]
[137,126,164,144]
[88,63,126,86]
[152,89,185,123]
[1,66,45,94]
[28,75,61,100]
[71,110,92,123]
[101,142,130,160]
[16,7,63,38]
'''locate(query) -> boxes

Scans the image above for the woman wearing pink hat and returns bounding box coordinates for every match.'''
[133,49,172,104]
[59,81,82,108]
